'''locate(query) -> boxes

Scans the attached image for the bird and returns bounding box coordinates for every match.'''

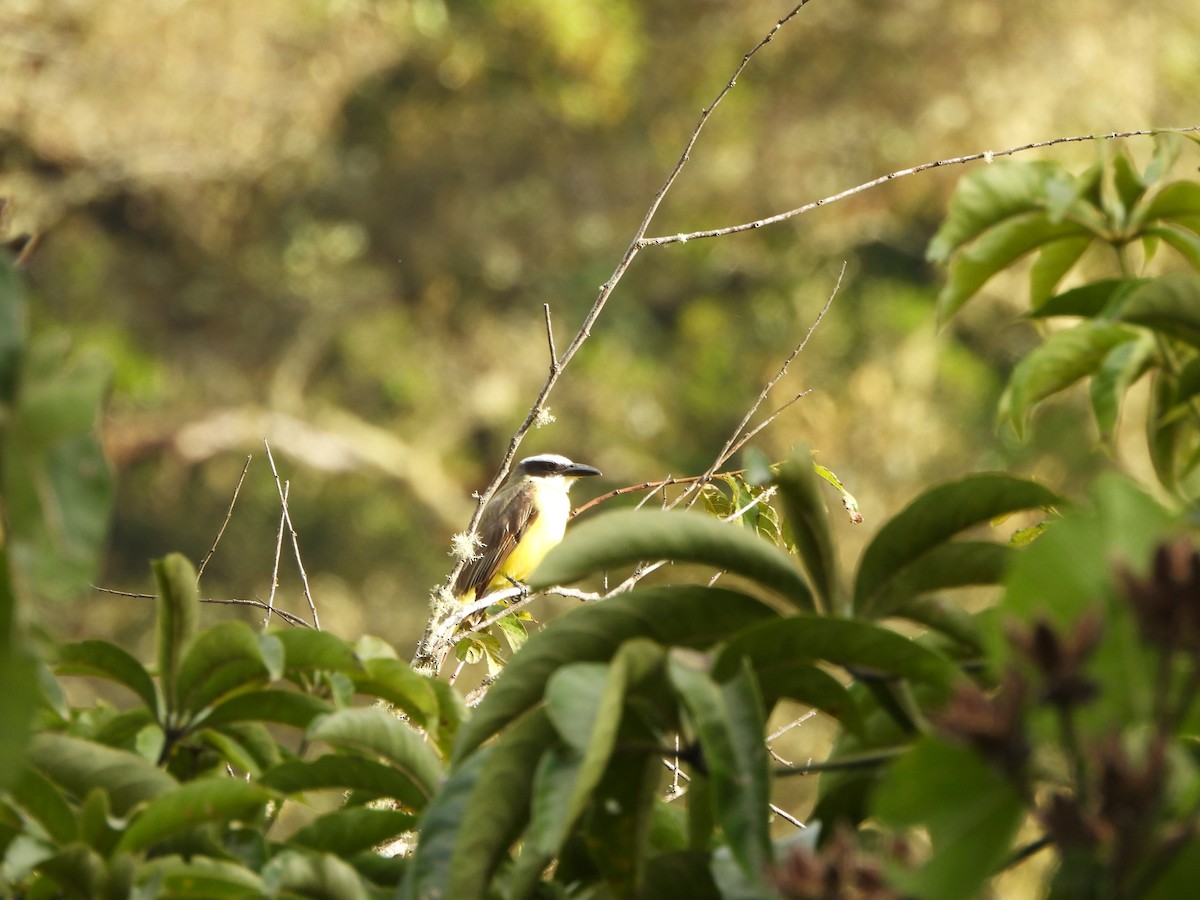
[453,453,601,604]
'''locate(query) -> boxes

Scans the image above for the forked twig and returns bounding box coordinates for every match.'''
[264,441,320,630]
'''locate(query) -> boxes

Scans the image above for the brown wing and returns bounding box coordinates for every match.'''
[453,483,539,600]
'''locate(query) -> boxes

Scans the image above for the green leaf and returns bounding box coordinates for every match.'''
[1118,272,1200,349]
[261,755,427,805]
[274,629,363,680]
[203,689,332,729]
[1145,222,1200,271]
[854,474,1060,617]
[993,475,1173,725]
[10,766,78,844]
[510,640,667,892]
[1029,278,1140,319]
[891,595,985,654]
[116,778,272,854]
[27,732,176,816]
[873,738,1025,900]
[1090,333,1156,447]
[0,254,25,404]
[937,213,1092,322]
[453,586,778,763]
[754,661,864,735]
[668,654,773,891]
[1003,321,1138,436]
[261,849,373,900]
[1029,236,1092,306]
[773,450,838,614]
[54,640,160,714]
[410,711,558,900]
[531,508,814,612]
[134,856,265,898]
[574,741,664,895]
[928,162,1065,263]
[174,622,271,719]
[860,540,1014,621]
[3,335,113,603]
[714,617,961,703]
[308,708,443,809]
[289,807,417,857]
[0,553,38,788]
[1138,180,1200,223]
[154,554,199,719]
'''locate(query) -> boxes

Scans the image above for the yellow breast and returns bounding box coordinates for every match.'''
[489,482,571,589]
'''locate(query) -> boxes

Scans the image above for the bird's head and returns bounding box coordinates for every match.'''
[514,453,602,490]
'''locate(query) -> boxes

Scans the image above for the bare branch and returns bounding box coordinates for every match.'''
[196,454,252,582]
[639,126,1200,247]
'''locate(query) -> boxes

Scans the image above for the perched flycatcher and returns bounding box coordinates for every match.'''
[454,453,601,602]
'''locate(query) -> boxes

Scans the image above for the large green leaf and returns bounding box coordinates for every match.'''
[174,622,272,719]
[115,778,273,854]
[54,639,160,715]
[453,586,778,762]
[26,733,176,816]
[873,738,1025,900]
[714,617,961,704]
[530,508,815,612]
[1002,321,1138,437]
[669,654,773,893]
[854,474,1060,617]
[307,708,443,809]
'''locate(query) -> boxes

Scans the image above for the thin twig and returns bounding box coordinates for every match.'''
[264,440,320,630]
[89,586,312,628]
[196,454,252,581]
[543,304,558,371]
[677,262,846,510]
[268,480,288,628]
[639,126,1200,247]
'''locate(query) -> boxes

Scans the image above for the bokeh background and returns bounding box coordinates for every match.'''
[3,0,1197,660]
